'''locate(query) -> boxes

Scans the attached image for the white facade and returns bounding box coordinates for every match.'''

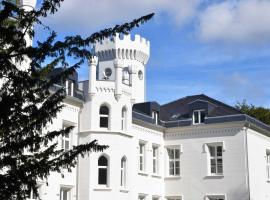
[8,2,270,198]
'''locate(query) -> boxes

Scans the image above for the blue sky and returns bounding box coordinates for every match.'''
[35,0,270,107]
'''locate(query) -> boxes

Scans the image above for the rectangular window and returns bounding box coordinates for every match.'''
[62,125,71,151]
[65,79,74,96]
[60,188,71,200]
[267,151,270,181]
[208,144,223,175]
[193,110,206,124]
[139,143,146,172]
[167,147,180,176]
[152,111,159,125]
[152,146,158,174]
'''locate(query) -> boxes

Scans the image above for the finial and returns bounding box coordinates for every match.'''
[89,56,98,66]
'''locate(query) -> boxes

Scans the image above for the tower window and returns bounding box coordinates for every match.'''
[99,105,109,128]
[152,111,159,125]
[98,155,108,185]
[120,156,127,187]
[193,110,206,124]
[121,107,127,131]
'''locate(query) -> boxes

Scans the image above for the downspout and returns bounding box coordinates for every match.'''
[244,124,251,200]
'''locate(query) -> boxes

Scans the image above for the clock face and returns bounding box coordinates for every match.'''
[103,68,112,79]
[138,70,143,80]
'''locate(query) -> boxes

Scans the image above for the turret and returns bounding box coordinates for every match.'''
[92,34,150,103]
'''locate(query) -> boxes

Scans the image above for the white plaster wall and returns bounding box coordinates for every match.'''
[164,123,249,200]
[247,128,270,200]
[37,103,80,200]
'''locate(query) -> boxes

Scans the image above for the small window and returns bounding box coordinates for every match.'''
[266,150,270,181]
[65,79,74,96]
[167,147,180,176]
[152,146,158,174]
[208,144,223,175]
[120,157,127,187]
[60,187,71,200]
[139,143,146,172]
[98,155,108,185]
[99,105,109,128]
[152,111,159,125]
[62,125,71,151]
[121,107,127,131]
[193,110,206,124]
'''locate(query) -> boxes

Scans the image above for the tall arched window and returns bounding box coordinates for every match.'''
[99,105,109,128]
[121,107,127,131]
[120,157,127,187]
[98,155,108,185]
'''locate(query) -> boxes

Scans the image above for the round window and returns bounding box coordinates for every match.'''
[103,68,112,78]
[138,70,143,80]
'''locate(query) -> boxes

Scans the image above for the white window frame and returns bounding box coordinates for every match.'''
[166,146,181,176]
[120,156,127,188]
[60,187,72,200]
[152,145,159,175]
[207,143,224,176]
[266,150,270,181]
[121,107,127,131]
[152,111,159,125]
[99,105,110,129]
[193,109,206,125]
[98,155,109,186]
[62,124,72,151]
[139,142,146,172]
[65,79,74,97]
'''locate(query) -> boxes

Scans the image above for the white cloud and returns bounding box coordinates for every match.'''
[199,0,270,44]
[43,0,199,34]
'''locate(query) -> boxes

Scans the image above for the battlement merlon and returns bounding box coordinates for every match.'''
[93,34,150,65]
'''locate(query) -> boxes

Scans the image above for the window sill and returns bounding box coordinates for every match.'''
[119,188,129,193]
[151,174,162,179]
[164,176,181,180]
[138,172,148,176]
[205,174,224,179]
[93,186,112,191]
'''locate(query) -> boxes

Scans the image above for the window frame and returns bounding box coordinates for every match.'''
[121,107,127,131]
[139,142,146,172]
[65,79,74,97]
[120,156,127,188]
[152,145,159,175]
[166,146,181,177]
[207,143,224,176]
[99,105,110,129]
[192,109,206,125]
[98,155,109,186]
[61,123,73,151]
[266,150,270,181]
[60,187,72,200]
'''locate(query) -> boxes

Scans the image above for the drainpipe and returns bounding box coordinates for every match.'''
[244,124,251,200]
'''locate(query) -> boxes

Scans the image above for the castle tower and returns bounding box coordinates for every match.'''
[80,34,150,132]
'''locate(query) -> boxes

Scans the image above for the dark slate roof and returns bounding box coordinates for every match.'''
[132,94,270,133]
[160,94,242,121]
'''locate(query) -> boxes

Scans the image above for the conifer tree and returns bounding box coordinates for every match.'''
[0,1,154,199]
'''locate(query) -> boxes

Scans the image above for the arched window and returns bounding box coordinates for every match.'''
[120,157,127,187]
[99,105,109,128]
[98,155,108,185]
[121,107,127,131]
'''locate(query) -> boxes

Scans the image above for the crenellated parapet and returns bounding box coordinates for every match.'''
[93,34,150,65]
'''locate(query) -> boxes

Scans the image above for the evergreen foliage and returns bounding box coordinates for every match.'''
[236,100,270,125]
[0,0,154,199]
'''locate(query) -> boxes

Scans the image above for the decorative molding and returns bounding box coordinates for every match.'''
[165,127,242,139]
[63,103,80,113]
[133,124,163,136]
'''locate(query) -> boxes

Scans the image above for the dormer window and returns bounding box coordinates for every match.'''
[152,111,159,125]
[65,79,74,96]
[193,110,206,125]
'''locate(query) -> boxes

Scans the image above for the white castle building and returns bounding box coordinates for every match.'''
[8,1,270,200]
